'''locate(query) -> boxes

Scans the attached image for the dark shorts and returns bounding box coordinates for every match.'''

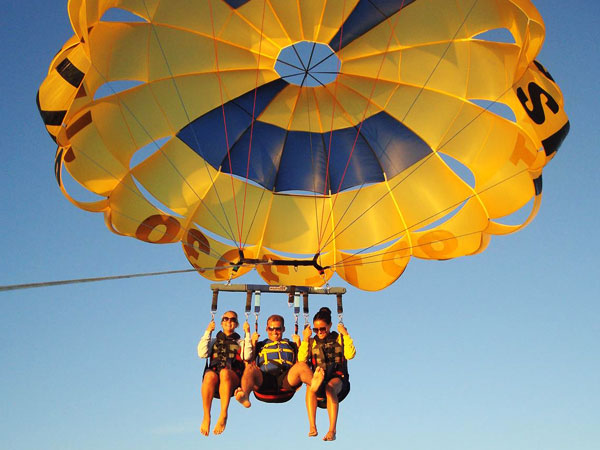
[258,370,300,395]
[316,374,350,409]
[203,365,242,399]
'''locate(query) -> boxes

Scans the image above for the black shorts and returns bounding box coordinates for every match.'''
[202,366,241,399]
[316,375,350,409]
[258,370,300,395]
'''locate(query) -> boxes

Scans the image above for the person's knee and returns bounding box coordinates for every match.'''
[220,369,235,383]
[325,380,339,397]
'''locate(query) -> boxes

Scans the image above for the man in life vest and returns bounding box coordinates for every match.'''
[234,314,324,408]
[198,311,252,436]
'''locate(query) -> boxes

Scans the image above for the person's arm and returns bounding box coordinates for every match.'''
[240,321,254,361]
[297,325,312,362]
[337,323,356,360]
[197,320,216,358]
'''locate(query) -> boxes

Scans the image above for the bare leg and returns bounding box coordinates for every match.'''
[305,385,318,437]
[213,369,240,435]
[234,364,262,408]
[200,371,218,436]
[287,362,324,391]
[323,378,343,441]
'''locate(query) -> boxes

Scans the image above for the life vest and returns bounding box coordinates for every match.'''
[209,331,244,373]
[254,339,299,404]
[311,331,348,380]
[256,339,297,377]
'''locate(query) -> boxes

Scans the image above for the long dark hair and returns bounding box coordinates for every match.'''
[312,307,332,325]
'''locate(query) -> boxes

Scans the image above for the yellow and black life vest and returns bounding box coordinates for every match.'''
[210,331,243,373]
[311,331,348,379]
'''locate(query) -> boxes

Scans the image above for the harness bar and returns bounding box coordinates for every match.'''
[210,284,346,295]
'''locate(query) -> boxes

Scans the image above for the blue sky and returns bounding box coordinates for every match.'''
[1,1,599,449]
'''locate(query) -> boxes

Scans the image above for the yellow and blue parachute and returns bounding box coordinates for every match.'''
[37,0,569,290]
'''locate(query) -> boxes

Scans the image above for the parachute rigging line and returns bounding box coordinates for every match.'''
[241,0,269,250]
[206,0,243,247]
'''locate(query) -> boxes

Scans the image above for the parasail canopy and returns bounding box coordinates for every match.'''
[37,0,569,290]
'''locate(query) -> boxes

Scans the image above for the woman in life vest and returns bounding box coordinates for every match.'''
[298,307,356,441]
[197,311,252,436]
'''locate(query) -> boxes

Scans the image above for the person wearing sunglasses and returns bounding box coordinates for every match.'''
[198,311,252,436]
[298,307,356,441]
[234,314,324,409]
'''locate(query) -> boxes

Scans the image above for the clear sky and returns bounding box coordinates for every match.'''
[1,1,598,449]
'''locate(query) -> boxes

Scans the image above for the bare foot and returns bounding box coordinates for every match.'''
[310,367,325,393]
[308,427,318,437]
[200,416,210,436]
[213,414,227,435]
[234,387,252,408]
[323,431,336,441]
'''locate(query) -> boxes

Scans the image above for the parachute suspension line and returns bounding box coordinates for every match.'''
[318,72,524,254]
[56,141,229,266]
[129,0,241,245]
[329,167,530,271]
[240,0,269,248]
[302,77,326,257]
[401,0,480,123]
[206,0,243,248]
[318,1,405,250]
[317,0,483,252]
[318,0,348,246]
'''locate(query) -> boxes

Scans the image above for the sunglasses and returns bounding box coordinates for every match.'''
[222,316,238,323]
[267,326,282,332]
[313,327,328,333]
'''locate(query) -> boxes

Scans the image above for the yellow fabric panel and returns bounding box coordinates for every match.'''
[268,0,304,42]
[216,7,280,56]
[410,198,489,260]
[336,237,411,291]
[66,113,128,195]
[130,138,217,216]
[87,23,150,84]
[88,86,173,163]
[146,26,277,81]
[106,174,185,241]
[188,175,272,247]
[485,192,542,235]
[298,0,326,41]
[237,0,293,48]
[386,155,474,232]
[261,193,331,253]
[477,162,535,220]
[384,85,464,150]
[182,233,256,281]
[288,87,328,133]
[316,0,359,44]
[329,183,406,251]
[255,248,334,287]
[438,104,538,187]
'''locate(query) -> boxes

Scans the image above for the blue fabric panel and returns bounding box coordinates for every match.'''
[329,0,418,51]
[324,127,385,193]
[222,0,250,9]
[274,131,329,193]
[176,80,286,169]
[358,112,431,179]
[224,121,287,190]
